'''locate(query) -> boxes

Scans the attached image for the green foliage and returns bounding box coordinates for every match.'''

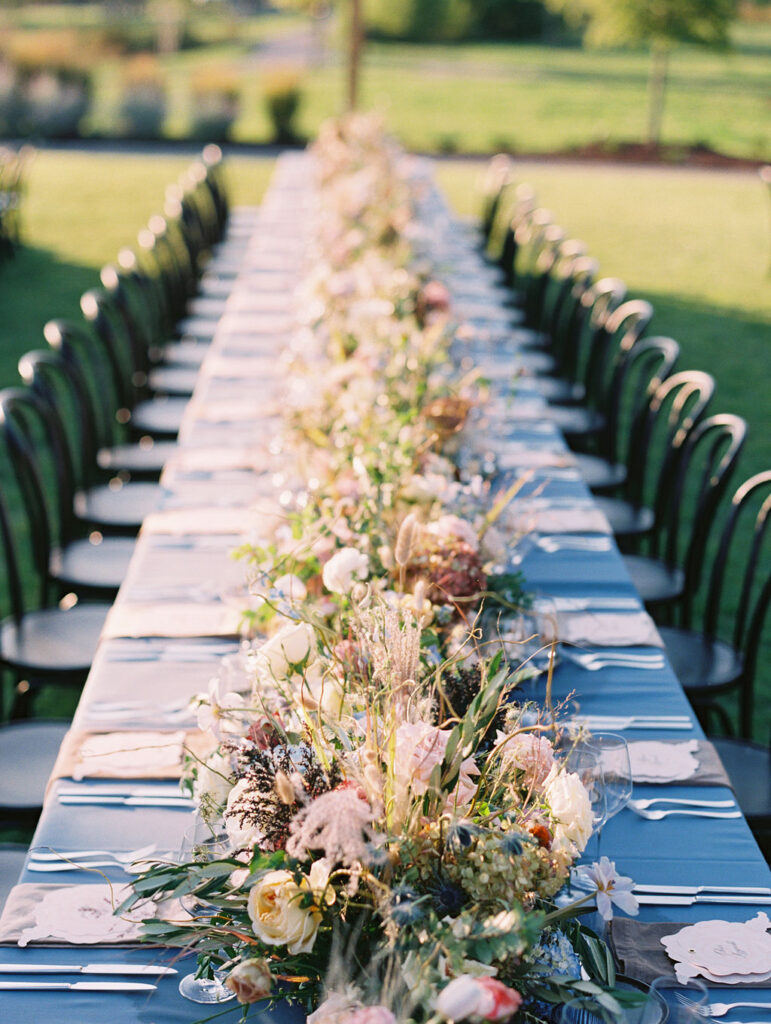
[366,0,476,42]
[262,67,304,144]
[545,0,738,48]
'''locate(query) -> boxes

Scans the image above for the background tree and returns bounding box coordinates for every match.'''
[275,0,362,111]
[544,0,737,146]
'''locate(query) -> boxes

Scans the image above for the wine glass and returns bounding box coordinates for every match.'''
[563,737,608,857]
[177,819,237,1005]
[560,988,665,1024]
[591,732,633,850]
[648,977,708,1024]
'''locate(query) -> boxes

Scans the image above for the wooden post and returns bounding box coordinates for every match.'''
[347,0,363,111]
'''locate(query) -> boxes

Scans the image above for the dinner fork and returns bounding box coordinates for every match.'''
[676,996,771,1018]
[630,807,742,820]
[566,654,666,672]
[628,797,736,811]
[29,843,158,864]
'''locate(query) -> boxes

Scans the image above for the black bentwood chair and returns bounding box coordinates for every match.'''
[622,413,748,614]
[4,365,135,596]
[0,395,108,717]
[658,470,771,736]
[593,368,715,540]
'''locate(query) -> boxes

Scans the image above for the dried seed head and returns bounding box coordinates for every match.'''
[274,770,295,806]
[394,513,418,567]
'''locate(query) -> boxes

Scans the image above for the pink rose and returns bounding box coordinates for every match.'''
[475,978,523,1021]
[224,958,272,1004]
[348,1008,397,1024]
[437,976,522,1022]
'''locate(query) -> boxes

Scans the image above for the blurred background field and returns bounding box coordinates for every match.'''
[0,3,768,160]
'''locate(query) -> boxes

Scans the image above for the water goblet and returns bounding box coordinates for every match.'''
[589,732,633,856]
[177,819,237,1005]
[648,977,709,1024]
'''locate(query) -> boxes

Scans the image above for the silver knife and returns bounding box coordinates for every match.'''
[0,964,176,976]
[58,787,183,799]
[634,884,771,896]
[0,980,157,991]
[636,893,771,906]
[58,795,194,808]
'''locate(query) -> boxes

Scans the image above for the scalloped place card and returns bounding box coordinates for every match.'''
[627,740,700,783]
[662,913,771,983]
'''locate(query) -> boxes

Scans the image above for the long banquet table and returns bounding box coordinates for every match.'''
[3,153,770,1023]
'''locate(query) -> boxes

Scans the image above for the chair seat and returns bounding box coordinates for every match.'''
[75,481,161,530]
[547,405,605,437]
[622,554,684,605]
[0,843,29,907]
[658,626,743,693]
[0,603,108,674]
[148,364,198,396]
[710,737,771,824]
[593,497,655,538]
[573,453,627,492]
[130,396,188,437]
[97,438,178,477]
[51,536,135,592]
[0,722,70,812]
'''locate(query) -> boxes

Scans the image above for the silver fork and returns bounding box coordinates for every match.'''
[628,797,736,811]
[676,996,771,1018]
[29,843,157,864]
[631,807,742,820]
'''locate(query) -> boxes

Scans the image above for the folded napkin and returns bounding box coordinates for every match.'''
[189,398,284,424]
[626,739,732,787]
[102,601,243,639]
[610,918,771,987]
[141,505,282,536]
[558,610,663,648]
[164,445,273,475]
[0,883,185,947]
[505,507,612,534]
[49,729,214,783]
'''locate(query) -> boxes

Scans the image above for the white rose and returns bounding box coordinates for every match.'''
[224,778,263,852]
[272,574,308,603]
[295,662,346,719]
[322,547,370,594]
[247,869,321,954]
[427,514,479,552]
[543,765,593,854]
[256,621,315,682]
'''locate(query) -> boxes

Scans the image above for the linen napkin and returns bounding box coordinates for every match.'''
[504,506,612,534]
[609,918,771,987]
[163,445,274,475]
[0,883,185,947]
[49,729,215,783]
[141,505,281,536]
[626,739,732,787]
[102,601,244,639]
[558,610,663,647]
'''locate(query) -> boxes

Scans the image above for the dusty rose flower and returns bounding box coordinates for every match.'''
[437,975,522,1022]
[348,1008,397,1024]
[495,731,555,790]
[224,958,272,1003]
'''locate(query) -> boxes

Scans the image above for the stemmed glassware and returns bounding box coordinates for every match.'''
[176,819,237,1005]
[589,732,633,857]
[564,738,609,853]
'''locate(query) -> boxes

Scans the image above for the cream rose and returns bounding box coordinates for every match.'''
[256,621,315,683]
[322,547,370,594]
[543,765,593,854]
[225,958,272,1004]
[247,869,321,954]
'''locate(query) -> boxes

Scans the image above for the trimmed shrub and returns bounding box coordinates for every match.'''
[118,54,167,140]
[190,66,241,142]
[262,67,303,145]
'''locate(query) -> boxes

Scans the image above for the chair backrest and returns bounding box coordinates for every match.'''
[477,154,515,251]
[44,319,122,454]
[598,335,680,468]
[0,386,71,611]
[583,298,654,412]
[201,143,230,231]
[529,237,587,338]
[626,368,715,512]
[657,414,748,621]
[80,288,140,411]
[545,253,598,374]
[497,184,536,288]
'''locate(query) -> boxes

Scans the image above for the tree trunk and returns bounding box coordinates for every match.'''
[646,43,670,148]
[347,0,363,111]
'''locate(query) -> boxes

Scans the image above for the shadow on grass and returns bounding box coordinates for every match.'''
[0,245,98,388]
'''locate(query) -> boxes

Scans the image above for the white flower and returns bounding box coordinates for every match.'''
[574,856,639,921]
[272,573,308,603]
[255,621,315,683]
[427,514,479,552]
[224,778,264,852]
[308,992,363,1024]
[322,547,370,594]
[192,751,234,820]
[543,764,593,855]
[197,677,247,741]
[247,869,321,954]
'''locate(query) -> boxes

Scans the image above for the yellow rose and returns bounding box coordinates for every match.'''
[247,869,321,954]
